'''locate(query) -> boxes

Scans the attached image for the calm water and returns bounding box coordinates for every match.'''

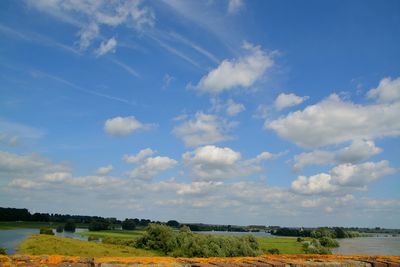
[333,236,400,255]
[0,228,88,255]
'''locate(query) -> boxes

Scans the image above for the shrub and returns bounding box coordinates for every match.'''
[0,247,6,255]
[297,237,303,242]
[319,237,339,248]
[88,236,100,242]
[39,227,54,235]
[136,224,261,257]
[64,220,76,232]
[302,239,332,254]
[56,225,64,233]
[267,248,280,254]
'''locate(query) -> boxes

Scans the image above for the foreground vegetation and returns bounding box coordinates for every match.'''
[17,234,161,257]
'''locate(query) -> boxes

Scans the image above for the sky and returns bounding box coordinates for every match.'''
[0,0,399,228]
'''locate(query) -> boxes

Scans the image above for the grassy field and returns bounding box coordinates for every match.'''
[18,234,161,257]
[0,221,89,230]
[256,237,305,254]
[76,230,145,240]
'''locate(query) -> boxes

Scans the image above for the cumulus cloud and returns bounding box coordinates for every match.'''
[104,116,154,137]
[2,150,399,226]
[367,77,400,103]
[274,93,309,111]
[267,94,400,148]
[96,164,113,175]
[291,160,395,194]
[293,140,383,171]
[172,112,235,147]
[127,156,177,180]
[182,145,273,181]
[195,43,274,94]
[123,148,155,164]
[95,37,117,56]
[26,0,154,51]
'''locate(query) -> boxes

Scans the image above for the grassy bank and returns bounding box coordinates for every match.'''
[76,230,145,240]
[256,237,305,254]
[18,234,161,257]
[0,221,89,230]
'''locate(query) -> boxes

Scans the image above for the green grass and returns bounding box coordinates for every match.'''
[256,237,305,254]
[76,230,145,240]
[0,221,89,230]
[18,234,162,257]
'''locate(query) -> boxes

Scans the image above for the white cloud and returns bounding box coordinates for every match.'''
[267,93,400,148]
[172,112,235,147]
[367,77,400,103]
[274,93,309,111]
[227,0,243,14]
[43,172,72,182]
[127,156,177,180]
[26,0,154,51]
[95,37,117,56]
[104,116,153,137]
[291,160,395,194]
[96,164,113,175]
[293,140,383,171]
[123,148,154,164]
[162,74,174,89]
[182,145,272,181]
[226,99,245,116]
[195,43,274,94]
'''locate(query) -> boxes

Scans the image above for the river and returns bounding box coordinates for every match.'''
[0,228,88,254]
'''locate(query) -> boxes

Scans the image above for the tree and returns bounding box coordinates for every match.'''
[122,219,136,230]
[64,219,76,232]
[89,220,109,231]
[166,220,180,228]
[56,225,64,233]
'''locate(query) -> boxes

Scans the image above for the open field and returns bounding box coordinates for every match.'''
[256,237,305,254]
[0,221,89,230]
[17,234,161,257]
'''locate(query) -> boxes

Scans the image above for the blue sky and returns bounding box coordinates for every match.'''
[0,0,399,227]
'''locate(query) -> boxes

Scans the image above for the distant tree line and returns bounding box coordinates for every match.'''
[0,207,174,232]
[272,227,360,239]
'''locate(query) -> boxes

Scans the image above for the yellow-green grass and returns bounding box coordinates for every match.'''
[256,237,305,254]
[18,234,162,257]
[0,221,89,230]
[76,230,145,240]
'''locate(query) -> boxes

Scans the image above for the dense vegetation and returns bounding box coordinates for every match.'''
[135,224,261,257]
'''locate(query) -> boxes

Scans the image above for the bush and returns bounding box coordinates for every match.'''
[136,224,261,257]
[88,236,100,242]
[39,227,54,235]
[0,247,6,255]
[64,220,76,232]
[56,225,64,233]
[319,237,339,248]
[302,239,332,254]
[297,237,303,242]
[267,248,280,254]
